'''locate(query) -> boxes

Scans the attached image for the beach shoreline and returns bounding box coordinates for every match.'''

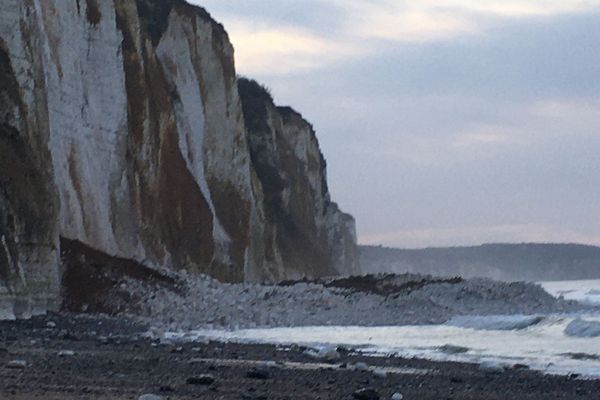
[1,313,598,399]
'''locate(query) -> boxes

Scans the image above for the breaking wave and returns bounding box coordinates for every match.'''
[445,315,544,331]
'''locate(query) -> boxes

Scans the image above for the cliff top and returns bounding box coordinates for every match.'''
[135,0,228,45]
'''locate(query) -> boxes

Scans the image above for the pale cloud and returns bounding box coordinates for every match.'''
[197,0,600,74]
[452,132,512,148]
[437,0,600,17]
[321,94,587,168]
[351,7,478,43]
[451,98,600,150]
[529,98,600,131]
[332,0,600,43]
[376,132,511,167]
[362,124,521,167]
[360,224,600,248]
[221,19,362,75]
[329,0,599,17]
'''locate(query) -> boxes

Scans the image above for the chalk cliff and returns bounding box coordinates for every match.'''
[0,0,358,318]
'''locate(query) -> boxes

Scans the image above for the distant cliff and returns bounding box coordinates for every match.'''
[361,243,600,282]
[0,0,358,318]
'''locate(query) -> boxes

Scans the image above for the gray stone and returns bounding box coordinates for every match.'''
[6,360,27,369]
[479,361,505,373]
[354,362,369,371]
[373,368,388,378]
[246,368,270,380]
[353,388,380,400]
[262,361,279,369]
[138,395,162,400]
[186,374,215,385]
[304,346,340,361]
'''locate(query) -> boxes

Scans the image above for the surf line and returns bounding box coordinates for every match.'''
[186,357,435,375]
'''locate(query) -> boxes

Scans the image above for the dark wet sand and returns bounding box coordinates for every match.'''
[1,313,599,399]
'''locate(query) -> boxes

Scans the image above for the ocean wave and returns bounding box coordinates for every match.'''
[564,318,600,338]
[445,315,544,331]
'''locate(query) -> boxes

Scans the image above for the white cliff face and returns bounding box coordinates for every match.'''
[0,0,256,316]
[42,0,134,259]
[156,13,231,265]
[0,0,358,318]
[156,8,258,274]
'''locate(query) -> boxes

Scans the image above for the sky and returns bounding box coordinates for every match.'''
[191,0,600,249]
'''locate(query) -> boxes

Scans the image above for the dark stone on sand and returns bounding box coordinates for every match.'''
[353,388,380,400]
[246,368,270,380]
[61,331,80,341]
[186,374,215,385]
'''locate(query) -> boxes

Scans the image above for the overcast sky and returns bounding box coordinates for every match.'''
[191,0,600,248]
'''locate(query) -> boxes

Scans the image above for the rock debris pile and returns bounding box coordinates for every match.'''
[125,273,586,331]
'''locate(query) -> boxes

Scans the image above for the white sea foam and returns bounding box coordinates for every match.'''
[156,279,600,378]
[167,313,600,378]
[541,279,600,306]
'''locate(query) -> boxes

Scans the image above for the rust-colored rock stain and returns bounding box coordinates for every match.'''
[115,2,215,275]
[85,0,102,25]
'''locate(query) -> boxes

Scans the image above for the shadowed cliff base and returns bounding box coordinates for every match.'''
[0,37,59,311]
[60,237,181,315]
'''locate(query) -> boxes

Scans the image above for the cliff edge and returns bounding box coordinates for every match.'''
[239,78,359,282]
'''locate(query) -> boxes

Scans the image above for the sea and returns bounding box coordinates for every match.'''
[168,279,600,378]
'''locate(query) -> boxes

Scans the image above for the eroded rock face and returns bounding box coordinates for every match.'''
[0,11,60,319]
[0,0,358,318]
[239,79,359,281]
